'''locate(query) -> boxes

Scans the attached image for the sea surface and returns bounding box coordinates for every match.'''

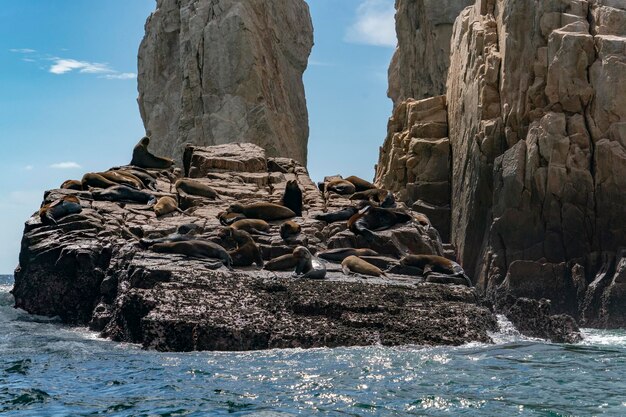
[1,274,625,416]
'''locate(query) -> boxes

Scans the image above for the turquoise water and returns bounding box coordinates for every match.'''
[1,274,625,416]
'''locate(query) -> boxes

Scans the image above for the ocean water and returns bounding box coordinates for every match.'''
[1,274,625,417]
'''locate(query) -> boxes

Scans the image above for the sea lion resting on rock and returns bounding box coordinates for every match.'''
[150,240,232,269]
[292,246,326,279]
[226,203,295,222]
[350,189,395,208]
[264,254,298,271]
[341,256,386,277]
[344,175,376,192]
[175,179,219,200]
[314,206,359,223]
[347,205,412,241]
[400,255,472,287]
[230,219,270,235]
[218,211,247,226]
[112,167,158,190]
[82,173,118,190]
[218,227,264,268]
[154,196,181,217]
[92,185,157,205]
[280,220,301,241]
[139,224,200,248]
[39,195,82,225]
[317,248,379,262]
[98,171,144,189]
[60,180,83,191]
[282,179,302,216]
[130,136,174,170]
[326,179,356,195]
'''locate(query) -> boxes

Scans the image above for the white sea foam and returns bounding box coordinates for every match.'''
[579,328,626,348]
[488,315,543,345]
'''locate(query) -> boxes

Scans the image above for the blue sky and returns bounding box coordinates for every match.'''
[0,0,396,273]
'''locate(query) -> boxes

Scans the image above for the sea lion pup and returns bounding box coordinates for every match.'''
[347,205,412,240]
[292,246,326,279]
[325,179,356,195]
[280,220,301,241]
[154,196,181,217]
[150,240,232,269]
[39,195,82,225]
[341,256,386,277]
[92,185,157,205]
[400,255,472,287]
[344,175,376,192]
[139,224,199,248]
[130,136,174,169]
[218,211,247,226]
[281,180,303,216]
[314,206,359,223]
[264,254,298,271]
[175,179,219,200]
[230,218,270,235]
[98,171,144,189]
[317,248,379,262]
[82,173,118,189]
[60,179,83,191]
[226,203,295,221]
[218,227,264,267]
[350,189,395,208]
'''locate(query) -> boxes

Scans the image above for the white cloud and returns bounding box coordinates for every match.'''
[102,72,137,80]
[23,165,34,171]
[9,48,36,54]
[50,162,82,169]
[49,59,113,75]
[345,0,396,48]
[309,60,335,67]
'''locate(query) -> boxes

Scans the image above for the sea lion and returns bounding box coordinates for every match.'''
[218,211,247,226]
[326,179,356,195]
[154,196,181,217]
[218,227,264,268]
[281,180,303,216]
[341,256,386,277]
[175,179,219,200]
[150,240,232,268]
[39,195,82,225]
[344,175,376,192]
[317,248,379,262]
[139,224,199,248]
[280,220,301,241]
[130,136,174,169]
[314,206,359,223]
[92,185,157,205]
[117,169,157,190]
[82,173,118,189]
[98,171,144,189]
[350,189,395,208]
[230,219,270,235]
[226,203,295,221]
[348,205,412,240]
[60,180,82,191]
[264,254,298,271]
[292,246,326,279]
[400,255,472,286]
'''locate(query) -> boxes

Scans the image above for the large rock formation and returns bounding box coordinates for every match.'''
[378,0,626,327]
[388,0,473,105]
[18,143,577,351]
[137,0,313,165]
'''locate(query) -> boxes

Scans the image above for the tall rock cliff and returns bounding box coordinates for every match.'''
[388,0,473,105]
[137,0,313,165]
[377,0,626,327]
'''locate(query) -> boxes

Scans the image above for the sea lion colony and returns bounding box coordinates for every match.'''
[46,137,471,286]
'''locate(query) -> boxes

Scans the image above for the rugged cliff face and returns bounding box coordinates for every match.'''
[377,0,626,327]
[388,0,473,105]
[137,0,313,165]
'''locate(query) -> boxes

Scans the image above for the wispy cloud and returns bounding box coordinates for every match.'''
[9,48,36,54]
[102,72,137,80]
[23,165,34,171]
[309,60,335,67]
[50,162,82,169]
[345,0,396,48]
[49,58,113,75]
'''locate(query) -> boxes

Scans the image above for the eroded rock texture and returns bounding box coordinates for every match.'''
[388,0,474,104]
[14,144,522,351]
[137,0,313,165]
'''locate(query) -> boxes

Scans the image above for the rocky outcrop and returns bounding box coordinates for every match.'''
[14,143,542,351]
[375,96,452,241]
[388,0,473,105]
[137,0,313,165]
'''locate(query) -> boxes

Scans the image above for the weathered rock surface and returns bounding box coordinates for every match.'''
[14,143,552,351]
[388,0,474,104]
[137,0,313,165]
